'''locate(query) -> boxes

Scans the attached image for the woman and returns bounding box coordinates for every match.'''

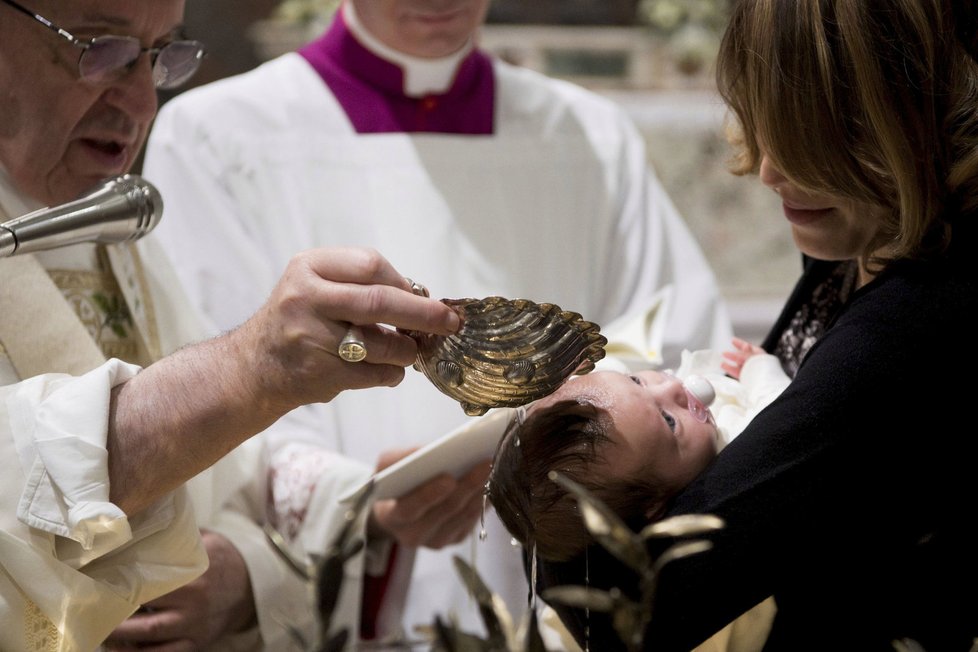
[536,1,978,650]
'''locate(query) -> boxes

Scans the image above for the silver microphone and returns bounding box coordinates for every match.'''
[0,174,163,258]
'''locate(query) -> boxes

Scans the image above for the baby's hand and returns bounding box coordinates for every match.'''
[721,337,765,380]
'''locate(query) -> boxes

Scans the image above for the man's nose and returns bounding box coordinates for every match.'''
[101,57,159,125]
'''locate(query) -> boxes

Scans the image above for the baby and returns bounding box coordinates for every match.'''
[487,339,790,562]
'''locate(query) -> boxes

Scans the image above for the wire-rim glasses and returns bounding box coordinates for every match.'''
[0,0,205,90]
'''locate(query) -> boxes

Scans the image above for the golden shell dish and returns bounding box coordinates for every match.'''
[410,296,607,416]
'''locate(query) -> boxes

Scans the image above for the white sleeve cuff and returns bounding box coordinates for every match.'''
[8,358,142,554]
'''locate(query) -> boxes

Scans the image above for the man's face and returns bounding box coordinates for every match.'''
[0,0,186,205]
[351,0,491,59]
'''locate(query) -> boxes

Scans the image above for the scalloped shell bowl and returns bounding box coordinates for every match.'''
[411,297,607,416]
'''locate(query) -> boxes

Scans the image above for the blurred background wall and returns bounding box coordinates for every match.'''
[150,0,797,343]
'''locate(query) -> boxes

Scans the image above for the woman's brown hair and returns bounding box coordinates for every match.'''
[717,0,978,265]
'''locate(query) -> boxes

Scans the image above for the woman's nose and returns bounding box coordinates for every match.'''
[759,154,788,193]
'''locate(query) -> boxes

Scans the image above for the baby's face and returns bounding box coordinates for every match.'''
[533,370,720,493]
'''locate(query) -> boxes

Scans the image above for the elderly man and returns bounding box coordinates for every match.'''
[0,0,467,649]
[142,0,733,642]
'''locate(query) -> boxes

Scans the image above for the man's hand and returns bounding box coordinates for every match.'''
[103,530,256,651]
[232,247,462,413]
[107,248,460,516]
[369,448,491,549]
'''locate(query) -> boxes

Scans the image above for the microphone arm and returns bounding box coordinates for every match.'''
[0,174,163,258]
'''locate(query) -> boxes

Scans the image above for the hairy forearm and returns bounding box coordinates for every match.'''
[103,247,460,516]
[106,332,279,515]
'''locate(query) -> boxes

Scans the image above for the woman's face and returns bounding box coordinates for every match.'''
[532,370,720,494]
[759,154,888,265]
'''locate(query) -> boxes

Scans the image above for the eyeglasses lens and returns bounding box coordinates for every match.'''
[154,40,205,90]
[78,36,142,83]
[78,36,204,89]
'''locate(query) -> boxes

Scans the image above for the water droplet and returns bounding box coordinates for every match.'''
[585,549,591,652]
[530,543,539,609]
[479,491,489,541]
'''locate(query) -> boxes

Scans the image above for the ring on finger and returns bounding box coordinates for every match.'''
[338,325,368,363]
[405,277,429,297]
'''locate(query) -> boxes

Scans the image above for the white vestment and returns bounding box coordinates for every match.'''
[143,52,732,637]
[0,171,368,651]
[0,176,208,651]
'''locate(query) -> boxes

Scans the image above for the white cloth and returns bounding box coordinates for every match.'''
[142,51,732,637]
[0,362,207,652]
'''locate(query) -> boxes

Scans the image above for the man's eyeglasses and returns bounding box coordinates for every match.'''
[0,0,205,90]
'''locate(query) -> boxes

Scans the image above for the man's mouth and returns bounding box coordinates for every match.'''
[83,138,126,156]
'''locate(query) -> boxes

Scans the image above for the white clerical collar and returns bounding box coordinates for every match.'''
[343,1,474,97]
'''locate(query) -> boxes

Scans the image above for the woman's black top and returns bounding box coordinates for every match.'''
[537,223,978,651]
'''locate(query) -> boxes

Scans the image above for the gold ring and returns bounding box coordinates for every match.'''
[338,326,367,362]
[405,277,429,297]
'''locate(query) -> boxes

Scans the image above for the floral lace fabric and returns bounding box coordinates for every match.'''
[772,261,858,378]
[268,446,334,542]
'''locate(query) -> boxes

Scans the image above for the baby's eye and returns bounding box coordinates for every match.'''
[629,375,642,385]
[661,410,677,433]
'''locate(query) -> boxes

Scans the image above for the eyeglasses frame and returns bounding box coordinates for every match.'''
[0,0,205,89]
